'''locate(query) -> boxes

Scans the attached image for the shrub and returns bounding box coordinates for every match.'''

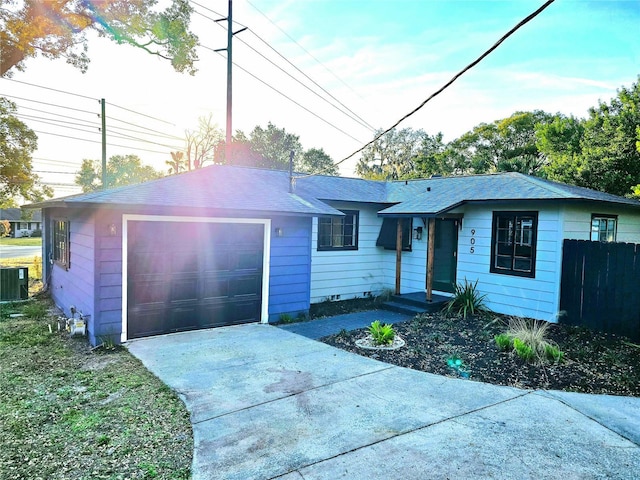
[278,313,295,324]
[368,320,395,345]
[30,229,42,238]
[494,333,513,351]
[444,278,489,319]
[503,317,564,364]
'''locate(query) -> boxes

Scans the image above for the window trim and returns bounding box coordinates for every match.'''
[317,210,359,251]
[52,219,70,270]
[590,214,617,242]
[490,211,538,278]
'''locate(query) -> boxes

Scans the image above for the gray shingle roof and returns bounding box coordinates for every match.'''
[379,172,640,215]
[0,208,42,221]
[28,167,640,217]
[28,165,343,217]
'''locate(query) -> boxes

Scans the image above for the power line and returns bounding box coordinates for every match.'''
[14,105,100,128]
[246,0,363,100]
[189,0,246,28]
[331,0,557,170]
[244,29,375,132]
[1,77,98,101]
[107,101,176,126]
[107,115,183,140]
[237,31,375,132]
[31,129,174,155]
[202,45,364,143]
[15,113,101,133]
[1,94,97,116]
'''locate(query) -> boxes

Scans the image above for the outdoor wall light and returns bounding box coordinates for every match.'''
[413,226,423,240]
[275,227,283,237]
[108,223,117,236]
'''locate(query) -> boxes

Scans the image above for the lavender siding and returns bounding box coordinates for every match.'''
[45,208,98,343]
[44,207,312,345]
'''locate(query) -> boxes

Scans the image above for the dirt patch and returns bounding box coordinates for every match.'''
[321,312,640,397]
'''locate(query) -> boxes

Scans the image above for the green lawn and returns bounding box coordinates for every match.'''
[0,236,42,247]
[0,298,193,479]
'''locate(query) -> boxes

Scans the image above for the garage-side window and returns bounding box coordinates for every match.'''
[317,210,359,251]
[491,211,537,278]
[591,215,617,242]
[53,219,70,269]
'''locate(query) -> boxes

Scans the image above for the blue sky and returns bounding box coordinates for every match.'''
[1,0,639,196]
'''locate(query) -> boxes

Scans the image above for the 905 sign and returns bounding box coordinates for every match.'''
[470,229,476,254]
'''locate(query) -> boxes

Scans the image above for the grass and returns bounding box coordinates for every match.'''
[0,297,193,479]
[0,236,42,247]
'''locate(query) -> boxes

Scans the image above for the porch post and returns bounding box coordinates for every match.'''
[426,217,435,302]
[395,219,402,295]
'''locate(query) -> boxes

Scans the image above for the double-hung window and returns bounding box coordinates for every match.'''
[53,219,70,269]
[590,215,617,242]
[491,211,538,278]
[317,210,359,251]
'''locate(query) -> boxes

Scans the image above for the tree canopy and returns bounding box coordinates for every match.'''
[0,97,52,206]
[355,128,427,180]
[540,78,640,196]
[0,0,198,77]
[75,154,162,192]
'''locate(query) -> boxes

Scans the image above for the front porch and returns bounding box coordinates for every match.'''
[381,291,449,316]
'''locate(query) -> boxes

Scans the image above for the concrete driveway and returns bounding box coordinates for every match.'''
[127,324,640,480]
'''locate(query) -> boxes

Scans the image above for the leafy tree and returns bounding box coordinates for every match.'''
[298,148,338,176]
[449,110,553,176]
[75,154,162,192]
[165,151,187,174]
[0,97,52,204]
[0,219,10,237]
[355,128,426,180]
[541,78,640,196]
[413,132,451,178]
[184,115,224,170]
[0,0,198,77]
[233,122,303,170]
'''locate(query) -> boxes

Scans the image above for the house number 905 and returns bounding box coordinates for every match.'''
[470,229,476,253]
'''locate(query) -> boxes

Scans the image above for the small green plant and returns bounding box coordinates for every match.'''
[513,337,534,361]
[98,336,117,351]
[545,344,564,363]
[368,320,395,345]
[500,317,564,364]
[495,333,513,351]
[278,313,295,324]
[444,278,489,319]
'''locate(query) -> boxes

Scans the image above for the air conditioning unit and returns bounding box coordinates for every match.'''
[0,267,29,301]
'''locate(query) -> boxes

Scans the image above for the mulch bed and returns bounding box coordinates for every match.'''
[321,312,640,397]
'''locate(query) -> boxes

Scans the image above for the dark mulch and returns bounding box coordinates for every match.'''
[321,312,640,397]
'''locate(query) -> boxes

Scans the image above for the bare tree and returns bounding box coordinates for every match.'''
[184,115,224,170]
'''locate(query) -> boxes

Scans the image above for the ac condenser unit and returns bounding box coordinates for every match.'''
[0,267,29,301]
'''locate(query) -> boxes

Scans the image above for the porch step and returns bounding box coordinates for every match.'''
[380,301,428,316]
[380,292,449,316]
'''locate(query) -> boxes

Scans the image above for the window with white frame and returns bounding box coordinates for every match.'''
[590,215,617,242]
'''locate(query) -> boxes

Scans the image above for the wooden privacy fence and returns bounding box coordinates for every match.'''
[560,239,640,341]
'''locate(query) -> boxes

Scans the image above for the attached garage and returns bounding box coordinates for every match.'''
[125,216,269,340]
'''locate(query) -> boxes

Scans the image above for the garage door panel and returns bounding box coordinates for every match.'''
[128,220,264,339]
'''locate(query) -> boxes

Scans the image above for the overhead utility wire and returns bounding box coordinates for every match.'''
[1,77,97,101]
[191,3,374,132]
[106,115,183,140]
[1,93,96,115]
[246,0,364,100]
[203,45,363,143]
[237,31,374,132]
[15,112,100,131]
[330,0,557,170]
[31,129,175,155]
[107,102,176,126]
[244,29,375,131]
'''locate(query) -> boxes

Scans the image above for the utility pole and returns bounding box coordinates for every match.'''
[215,0,247,164]
[101,99,107,189]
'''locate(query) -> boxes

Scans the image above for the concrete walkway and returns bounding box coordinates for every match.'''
[127,322,640,480]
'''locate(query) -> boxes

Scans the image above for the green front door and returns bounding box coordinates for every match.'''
[432,219,458,293]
